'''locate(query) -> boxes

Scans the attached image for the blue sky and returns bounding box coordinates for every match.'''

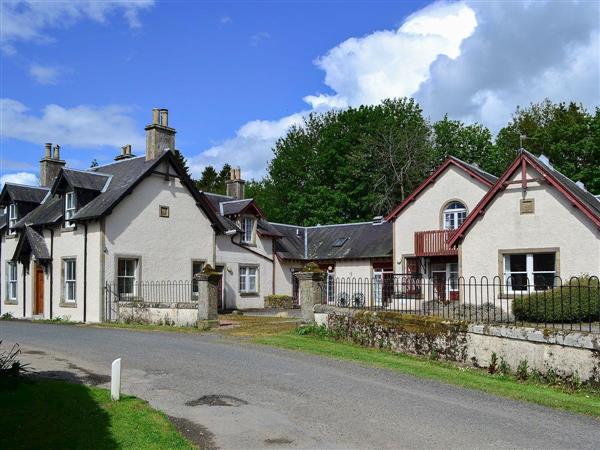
[1,1,598,185]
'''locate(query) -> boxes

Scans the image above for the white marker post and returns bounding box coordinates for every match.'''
[111,358,122,401]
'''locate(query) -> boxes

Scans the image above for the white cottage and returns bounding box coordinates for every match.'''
[0,109,227,322]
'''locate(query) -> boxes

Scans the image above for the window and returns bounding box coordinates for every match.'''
[64,192,76,228]
[7,262,17,301]
[443,201,466,230]
[191,260,204,294]
[239,266,258,293]
[504,252,556,292]
[159,205,170,218]
[241,217,255,243]
[8,203,17,235]
[63,259,76,303]
[117,258,138,296]
[332,237,348,247]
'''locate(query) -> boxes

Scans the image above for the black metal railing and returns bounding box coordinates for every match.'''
[320,274,600,333]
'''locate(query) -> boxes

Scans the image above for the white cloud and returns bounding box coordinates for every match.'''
[29,64,61,85]
[193,0,599,178]
[415,1,600,131]
[250,32,271,47]
[220,16,232,24]
[304,1,476,109]
[0,172,39,187]
[1,0,154,53]
[189,112,306,180]
[0,99,144,149]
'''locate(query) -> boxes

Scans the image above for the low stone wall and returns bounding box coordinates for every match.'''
[264,295,296,309]
[314,305,600,382]
[116,301,198,327]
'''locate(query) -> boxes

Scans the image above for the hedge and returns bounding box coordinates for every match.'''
[513,276,599,323]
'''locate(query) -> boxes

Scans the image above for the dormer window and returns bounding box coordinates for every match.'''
[64,192,76,228]
[443,201,466,230]
[8,204,17,235]
[241,216,255,244]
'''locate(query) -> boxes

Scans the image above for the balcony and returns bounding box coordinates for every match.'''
[414,229,457,257]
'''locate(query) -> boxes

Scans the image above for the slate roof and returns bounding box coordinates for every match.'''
[15,151,227,232]
[529,151,600,219]
[220,199,254,216]
[13,226,51,262]
[54,169,110,193]
[0,183,49,205]
[272,221,392,261]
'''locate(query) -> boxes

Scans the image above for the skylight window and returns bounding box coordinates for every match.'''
[332,237,348,247]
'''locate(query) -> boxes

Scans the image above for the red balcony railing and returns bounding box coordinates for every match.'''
[414,229,457,257]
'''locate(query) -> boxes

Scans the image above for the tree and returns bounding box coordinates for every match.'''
[431,116,501,175]
[265,98,434,225]
[496,100,600,193]
[196,163,232,194]
[173,150,192,179]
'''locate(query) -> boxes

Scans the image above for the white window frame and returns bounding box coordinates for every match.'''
[117,258,138,297]
[241,217,255,244]
[443,201,466,230]
[239,265,258,293]
[64,192,76,228]
[504,252,556,293]
[63,259,77,303]
[191,260,205,295]
[8,203,17,235]
[7,262,17,301]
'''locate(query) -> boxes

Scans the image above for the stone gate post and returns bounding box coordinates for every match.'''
[195,271,220,329]
[295,271,325,323]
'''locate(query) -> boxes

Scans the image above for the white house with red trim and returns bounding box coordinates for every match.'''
[385,156,497,302]
[449,149,600,291]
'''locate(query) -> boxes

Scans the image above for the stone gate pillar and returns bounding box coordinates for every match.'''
[295,271,325,323]
[196,271,220,329]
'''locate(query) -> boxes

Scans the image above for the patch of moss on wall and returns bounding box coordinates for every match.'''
[327,311,469,362]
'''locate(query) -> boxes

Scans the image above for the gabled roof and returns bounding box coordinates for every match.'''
[272,221,392,261]
[448,149,600,247]
[50,169,110,195]
[202,193,271,233]
[13,226,51,263]
[385,156,497,221]
[15,151,228,232]
[0,183,49,206]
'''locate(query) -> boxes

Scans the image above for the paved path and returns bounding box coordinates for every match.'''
[2,321,599,449]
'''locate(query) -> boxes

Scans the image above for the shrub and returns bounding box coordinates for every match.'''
[264,295,295,309]
[296,324,328,337]
[0,341,30,379]
[0,312,13,320]
[488,352,498,375]
[513,275,599,323]
[499,357,511,376]
[516,360,529,381]
[301,262,322,273]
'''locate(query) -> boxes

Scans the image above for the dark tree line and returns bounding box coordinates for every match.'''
[182,99,599,226]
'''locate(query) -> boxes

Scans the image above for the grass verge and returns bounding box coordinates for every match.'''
[256,331,600,418]
[0,379,194,449]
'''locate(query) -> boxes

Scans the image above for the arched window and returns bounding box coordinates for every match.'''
[443,201,466,230]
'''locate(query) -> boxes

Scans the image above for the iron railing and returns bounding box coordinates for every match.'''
[320,274,600,333]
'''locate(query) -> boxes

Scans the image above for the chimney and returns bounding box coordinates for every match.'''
[115,144,135,161]
[39,143,66,187]
[225,166,245,199]
[145,107,176,161]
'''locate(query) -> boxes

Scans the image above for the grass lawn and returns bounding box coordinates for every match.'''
[256,331,600,418]
[0,379,194,450]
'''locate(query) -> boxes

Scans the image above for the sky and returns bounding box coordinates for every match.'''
[1,0,599,186]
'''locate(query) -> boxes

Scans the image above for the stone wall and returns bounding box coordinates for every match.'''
[116,301,198,327]
[314,305,600,382]
[264,295,296,309]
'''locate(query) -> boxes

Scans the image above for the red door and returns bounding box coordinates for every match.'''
[35,265,44,315]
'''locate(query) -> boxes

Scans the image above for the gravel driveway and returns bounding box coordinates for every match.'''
[2,321,599,449]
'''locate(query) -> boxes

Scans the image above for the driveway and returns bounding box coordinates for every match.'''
[2,321,599,449]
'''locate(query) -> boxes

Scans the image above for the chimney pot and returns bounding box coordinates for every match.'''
[226,166,245,199]
[160,109,168,127]
[152,108,160,124]
[44,143,52,159]
[53,144,60,160]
